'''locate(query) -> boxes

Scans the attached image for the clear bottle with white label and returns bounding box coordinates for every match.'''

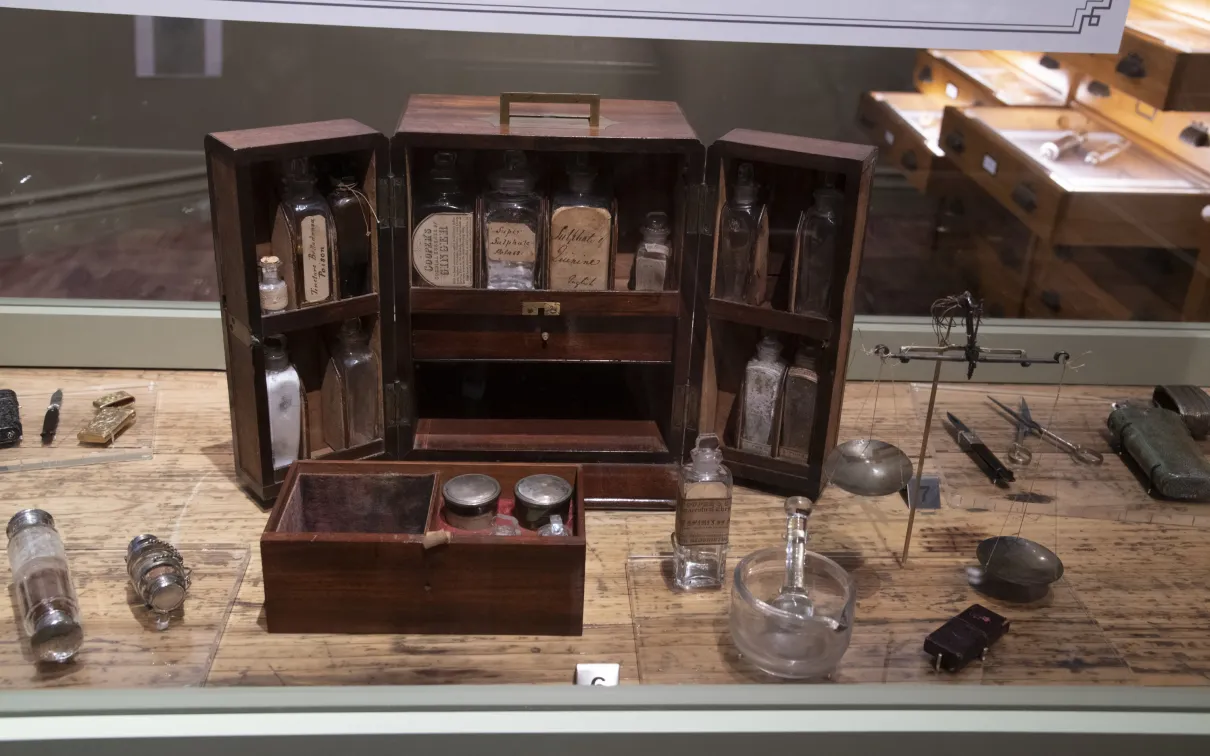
[794,179,842,316]
[264,335,302,469]
[633,211,672,291]
[672,433,733,591]
[740,333,787,456]
[276,157,336,307]
[482,150,542,290]
[550,153,612,291]
[413,152,475,288]
[258,255,288,313]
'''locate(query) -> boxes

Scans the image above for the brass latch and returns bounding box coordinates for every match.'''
[522,301,561,316]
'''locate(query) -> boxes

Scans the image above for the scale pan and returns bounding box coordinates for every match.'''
[976,536,1064,586]
[823,439,913,497]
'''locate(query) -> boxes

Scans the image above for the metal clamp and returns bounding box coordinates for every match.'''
[522,301,561,316]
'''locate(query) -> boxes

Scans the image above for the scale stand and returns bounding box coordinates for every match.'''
[879,292,1069,564]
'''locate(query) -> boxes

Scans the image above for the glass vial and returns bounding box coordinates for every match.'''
[126,534,190,625]
[272,157,336,307]
[778,344,819,462]
[672,433,733,590]
[482,150,542,290]
[739,334,787,456]
[794,179,842,316]
[331,318,379,447]
[633,211,672,291]
[264,335,302,469]
[258,255,288,313]
[6,509,83,663]
[550,153,613,291]
[716,162,762,303]
[327,175,372,298]
[413,152,475,288]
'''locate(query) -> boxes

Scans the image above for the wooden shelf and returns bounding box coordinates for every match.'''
[707,298,831,340]
[411,288,680,317]
[261,293,379,334]
[722,445,817,493]
[412,419,669,459]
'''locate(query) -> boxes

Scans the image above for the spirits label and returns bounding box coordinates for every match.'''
[300,215,331,303]
[675,495,732,547]
[486,221,537,265]
[549,206,611,291]
[413,212,474,287]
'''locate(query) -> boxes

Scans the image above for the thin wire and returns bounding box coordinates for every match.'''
[336,181,381,236]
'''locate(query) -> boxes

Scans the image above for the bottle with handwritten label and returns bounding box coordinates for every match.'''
[633,211,671,291]
[549,153,612,291]
[413,151,475,288]
[672,433,733,591]
[271,157,336,308]
[482,150,542,290]
[327,172,372,298]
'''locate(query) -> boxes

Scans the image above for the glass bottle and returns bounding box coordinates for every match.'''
[258,255,288,313]
[327,175,372,298]
[549,153,613,291]
[482,150,542,290]
[739,334,787,456]
[778,343,819,462]
[6,509,83,663]
[330,318,380,447]
[716,162,762,303]
[633,211,672,291]
[412,151,475,288]
[794,179,843,316]
[272,157,336,307]
[672,433,734,590]
[264,335,302,469]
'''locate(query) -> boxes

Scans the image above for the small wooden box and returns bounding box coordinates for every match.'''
[261,460,586,635]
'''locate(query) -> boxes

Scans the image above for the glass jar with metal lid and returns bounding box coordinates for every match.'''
[6,509,84,663]
[514,474,573,531]
[442,473,501,530]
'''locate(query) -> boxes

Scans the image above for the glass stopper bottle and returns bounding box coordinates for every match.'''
[778,343,819,461]
[633,211,672,292]
[550,153,613,291]
[482,150,542,290]
[716,162,762,303]
[258,255,288,313]
[739,333,787,456]
[6,509,83,663]
[272,157,336,307]
[413,151,475,288]
[264,335,302,469]
[794,178,842,316]
[672,433,734,590]
[327,173,372,298]
[330,318,380,447]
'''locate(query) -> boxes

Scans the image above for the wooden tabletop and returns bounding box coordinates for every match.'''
[1,368,1207,689]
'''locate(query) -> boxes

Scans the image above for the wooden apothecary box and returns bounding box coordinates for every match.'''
[261,460,586,635]
[206,94,874,504]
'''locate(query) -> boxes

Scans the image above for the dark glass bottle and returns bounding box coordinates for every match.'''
[272,157,336,308]
[327,175,372,298]
[412,152,475,288]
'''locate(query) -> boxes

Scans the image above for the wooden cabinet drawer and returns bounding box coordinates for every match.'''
[915,49,1065,107]
[411,313,675,362]
[858,91,949,194]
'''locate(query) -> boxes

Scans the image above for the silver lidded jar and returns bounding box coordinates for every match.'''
[6,509,84,663]
[513,474,573,531]
[126,534,191,618]
[442,474,501,530]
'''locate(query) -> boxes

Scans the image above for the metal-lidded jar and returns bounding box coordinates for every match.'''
[514,474,573,531]
[442,474,501,530]
[6,509,84,663]
[126,534,191,617]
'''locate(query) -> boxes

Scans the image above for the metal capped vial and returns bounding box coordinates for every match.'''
[6,509,84,663]
[513,474,573,531]
[126,534,191,617]
[442,474,501,530]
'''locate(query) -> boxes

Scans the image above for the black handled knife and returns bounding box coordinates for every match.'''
[947,412,1015,486]
[41,389,63,445]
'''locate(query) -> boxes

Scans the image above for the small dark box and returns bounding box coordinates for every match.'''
[0,390,21,448]
[923,603,1010,673]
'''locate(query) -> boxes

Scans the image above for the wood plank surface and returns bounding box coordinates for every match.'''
[0,368,1207,688]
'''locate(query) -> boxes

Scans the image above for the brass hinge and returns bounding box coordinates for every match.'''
[390,176,407,228]
[384,380,412,429]
[691,182,717,234]
[376,177,391,229]
[227,314,257,348]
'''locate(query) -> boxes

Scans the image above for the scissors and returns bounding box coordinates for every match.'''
[989,397,1105,465]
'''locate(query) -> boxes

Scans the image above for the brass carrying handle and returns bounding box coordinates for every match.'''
[499,92,601,127]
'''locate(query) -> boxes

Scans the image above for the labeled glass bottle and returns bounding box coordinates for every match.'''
[716,162,763,303]
[794,179,843,316]
[672,433,733,590]
[327,174,372,298]
[482,150,542,290]
[271,157,336,307]
[633,211,672,291]
[264,335,302,469]
[413,151,475,288]
[258,255,288,313]
[6,509,83,663]
[330,318,379,448]
[550,153,613,291]
[739,333,787,456]
[778,343,819,462]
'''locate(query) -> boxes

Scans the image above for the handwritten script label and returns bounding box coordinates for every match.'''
[300,214,331,303]
[549,206,611,291]
[486,221,537,265]
[413,212,474,287]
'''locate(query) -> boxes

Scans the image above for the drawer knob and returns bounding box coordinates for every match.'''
[900,150,919,171]
[858,113,876,129]
[1038,55,1060,70]
[1115,53,1146,80]
[1011,183,1038,213]
[1180,123,1210,148]
[945,132,966,154]
[1040,290,1062,313]
[918,65,933,83]
[541,331,550,345]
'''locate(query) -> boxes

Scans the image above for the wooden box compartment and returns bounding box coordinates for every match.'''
[261,460,586,635]
[857,91,950,194]
[914,49,1067,107]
